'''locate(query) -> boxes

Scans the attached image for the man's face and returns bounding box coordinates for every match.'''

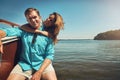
[26,11,41,29]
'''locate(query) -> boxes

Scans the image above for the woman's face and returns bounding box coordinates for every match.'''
[43,14,55,27]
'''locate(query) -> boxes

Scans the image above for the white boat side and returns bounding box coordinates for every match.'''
[1,36,19,44]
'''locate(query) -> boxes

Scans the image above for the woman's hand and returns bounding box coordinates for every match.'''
[34,29,41,34]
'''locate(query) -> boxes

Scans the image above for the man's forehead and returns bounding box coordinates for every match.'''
[26,11,38,16]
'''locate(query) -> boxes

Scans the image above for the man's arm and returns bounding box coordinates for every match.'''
[31,59,51,80]
[0,30,6,38]
[0,30,6,53]
[31,39,54,80]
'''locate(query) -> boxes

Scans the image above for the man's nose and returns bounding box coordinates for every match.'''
[31,18,36,22]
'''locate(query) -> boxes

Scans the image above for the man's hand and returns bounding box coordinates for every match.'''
[0,44,3,54]
[31,71,42,80]
[0,40,3,54]
[0,30,6,54]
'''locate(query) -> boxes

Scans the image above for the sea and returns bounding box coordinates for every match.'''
[53,39,120,80]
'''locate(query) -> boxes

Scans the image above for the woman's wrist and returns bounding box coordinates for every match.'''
[35,30,41,34]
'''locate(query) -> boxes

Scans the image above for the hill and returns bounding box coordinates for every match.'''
[94,29,120,40]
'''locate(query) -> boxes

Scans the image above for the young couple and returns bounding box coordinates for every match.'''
[0,8,64,80]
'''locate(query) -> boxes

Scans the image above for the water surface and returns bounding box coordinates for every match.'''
[54,39,120,80]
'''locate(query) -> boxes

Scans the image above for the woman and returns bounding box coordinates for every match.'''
[20,12,64,44]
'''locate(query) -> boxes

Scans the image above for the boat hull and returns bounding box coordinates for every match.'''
[0,37,21,80]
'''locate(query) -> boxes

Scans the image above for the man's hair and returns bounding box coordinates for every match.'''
[24,8,40,17]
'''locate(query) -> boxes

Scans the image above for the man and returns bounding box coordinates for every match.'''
[0,8,57,80]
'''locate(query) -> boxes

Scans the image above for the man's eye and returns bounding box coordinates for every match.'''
[29,18,32,20]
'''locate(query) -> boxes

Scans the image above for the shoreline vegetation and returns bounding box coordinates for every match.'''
[94,29,120,40]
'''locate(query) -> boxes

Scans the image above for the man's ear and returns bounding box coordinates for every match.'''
[25,15,29,22]
[26,19,29,23]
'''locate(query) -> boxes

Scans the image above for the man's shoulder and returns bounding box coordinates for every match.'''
[21,23,29,27]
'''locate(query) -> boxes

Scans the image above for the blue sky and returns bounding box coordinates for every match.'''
[1,0,120,39]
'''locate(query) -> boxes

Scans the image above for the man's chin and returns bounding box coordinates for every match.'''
[31,25,39,29]
[34,26,40,29]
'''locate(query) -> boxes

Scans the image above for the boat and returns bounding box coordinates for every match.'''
[0,19,21,80]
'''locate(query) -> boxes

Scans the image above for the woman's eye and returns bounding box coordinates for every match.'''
[50,20,53,22]
[33,16,37,19]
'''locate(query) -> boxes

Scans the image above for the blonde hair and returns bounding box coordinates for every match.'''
[50,12,64,44]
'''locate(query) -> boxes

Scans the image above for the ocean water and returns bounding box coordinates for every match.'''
[53,39,120,80]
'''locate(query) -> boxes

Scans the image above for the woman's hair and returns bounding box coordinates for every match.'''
[49,12,64,44]
[24,8,40,17]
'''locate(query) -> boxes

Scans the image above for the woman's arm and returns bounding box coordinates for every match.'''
[20,24,35,33]
[20,25,52,37]
[35,30,52,37]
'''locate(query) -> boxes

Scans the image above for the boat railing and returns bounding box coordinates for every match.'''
[0,19,20,27]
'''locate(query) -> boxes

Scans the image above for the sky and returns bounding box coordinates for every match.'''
[1,0,120,39]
